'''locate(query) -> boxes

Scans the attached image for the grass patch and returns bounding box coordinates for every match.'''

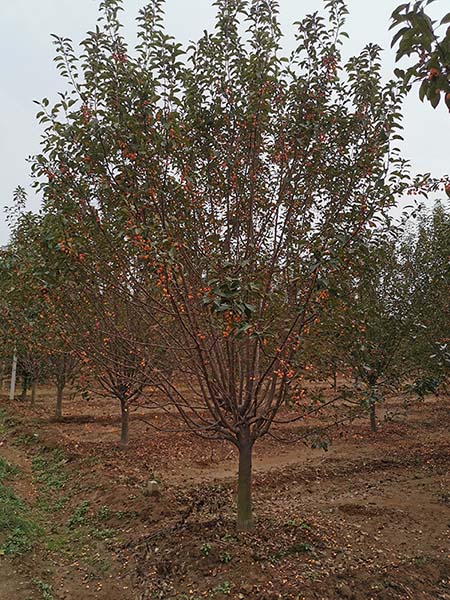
[36,494,69,514]
[0,456,20,482]
[0,458,41,556]
[0,410,21,431]
[14,432,39,447]
[67,500,91,529]
[32,449,68,490]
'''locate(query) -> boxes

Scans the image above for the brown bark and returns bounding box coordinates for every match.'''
[31,380,37,406]
[21,376,29,401]
[237,428,254,531]
[369,396,377,432]
[55,383,64,420]
[120,400,129,449]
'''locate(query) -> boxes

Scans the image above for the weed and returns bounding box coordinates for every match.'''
[83,553,112,574]
[32,450,68,490]
[270,540,314,562]
[201,542,212,557]
[14,433,39,447]
[91,527,116,540]
[2,525,38,555]
[219,551,232,564]
[286,518,297,527]
[96,505,110,521]
[288,541,314,554]
[221,533,238,543]
[213,581,232,595]
[0,457,20,482]
[45,534,70,553]
[33,579,54,600]
[286,519,311,530]
[116,509,138,520]
[0,410,19,431]
[67,500,90,529]
[36,494,69,514]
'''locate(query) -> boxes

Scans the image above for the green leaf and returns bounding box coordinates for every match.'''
[419,78,428,101]
[391,26,410,48]
[429,89,441,108]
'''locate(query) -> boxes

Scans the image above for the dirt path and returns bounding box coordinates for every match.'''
[1,394,450,599]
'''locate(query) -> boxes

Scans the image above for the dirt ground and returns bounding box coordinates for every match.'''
[0,386,449,600]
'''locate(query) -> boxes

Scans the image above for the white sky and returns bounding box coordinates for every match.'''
[1,0,449,244]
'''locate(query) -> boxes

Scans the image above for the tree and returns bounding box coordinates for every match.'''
[33,0,409,530]
[328,234,424,431]
[0,210,49,406]
[32,207,169,446]
[48,351,79,420]
[407,201,450,390]
[56,273,166,448]
[391,1,450,111]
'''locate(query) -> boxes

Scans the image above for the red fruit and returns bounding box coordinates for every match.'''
[428,68,440,81]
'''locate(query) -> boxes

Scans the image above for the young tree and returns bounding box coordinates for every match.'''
[0,211,49,406]
[57,274,165,448]
[48,351,79,420]
[317,212,449,433]
[407,201,450,390]
[331,237,419,431]
[33,0,409,529]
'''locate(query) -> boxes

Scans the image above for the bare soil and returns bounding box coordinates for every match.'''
[0,387,449,599]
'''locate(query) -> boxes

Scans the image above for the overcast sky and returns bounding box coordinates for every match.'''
[1,0,449,244]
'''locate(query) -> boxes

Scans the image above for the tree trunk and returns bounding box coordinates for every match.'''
[55,383,64,420]
[120,400,129,449]
[369,396,377,432]
[21,375,29,402]
[31,380,37,406]
[0,362,5,392]
[237,430,254,531]
[9,350,17,401]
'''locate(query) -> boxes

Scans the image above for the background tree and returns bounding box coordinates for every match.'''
[406,201,450,393]
[0,210,50,406]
